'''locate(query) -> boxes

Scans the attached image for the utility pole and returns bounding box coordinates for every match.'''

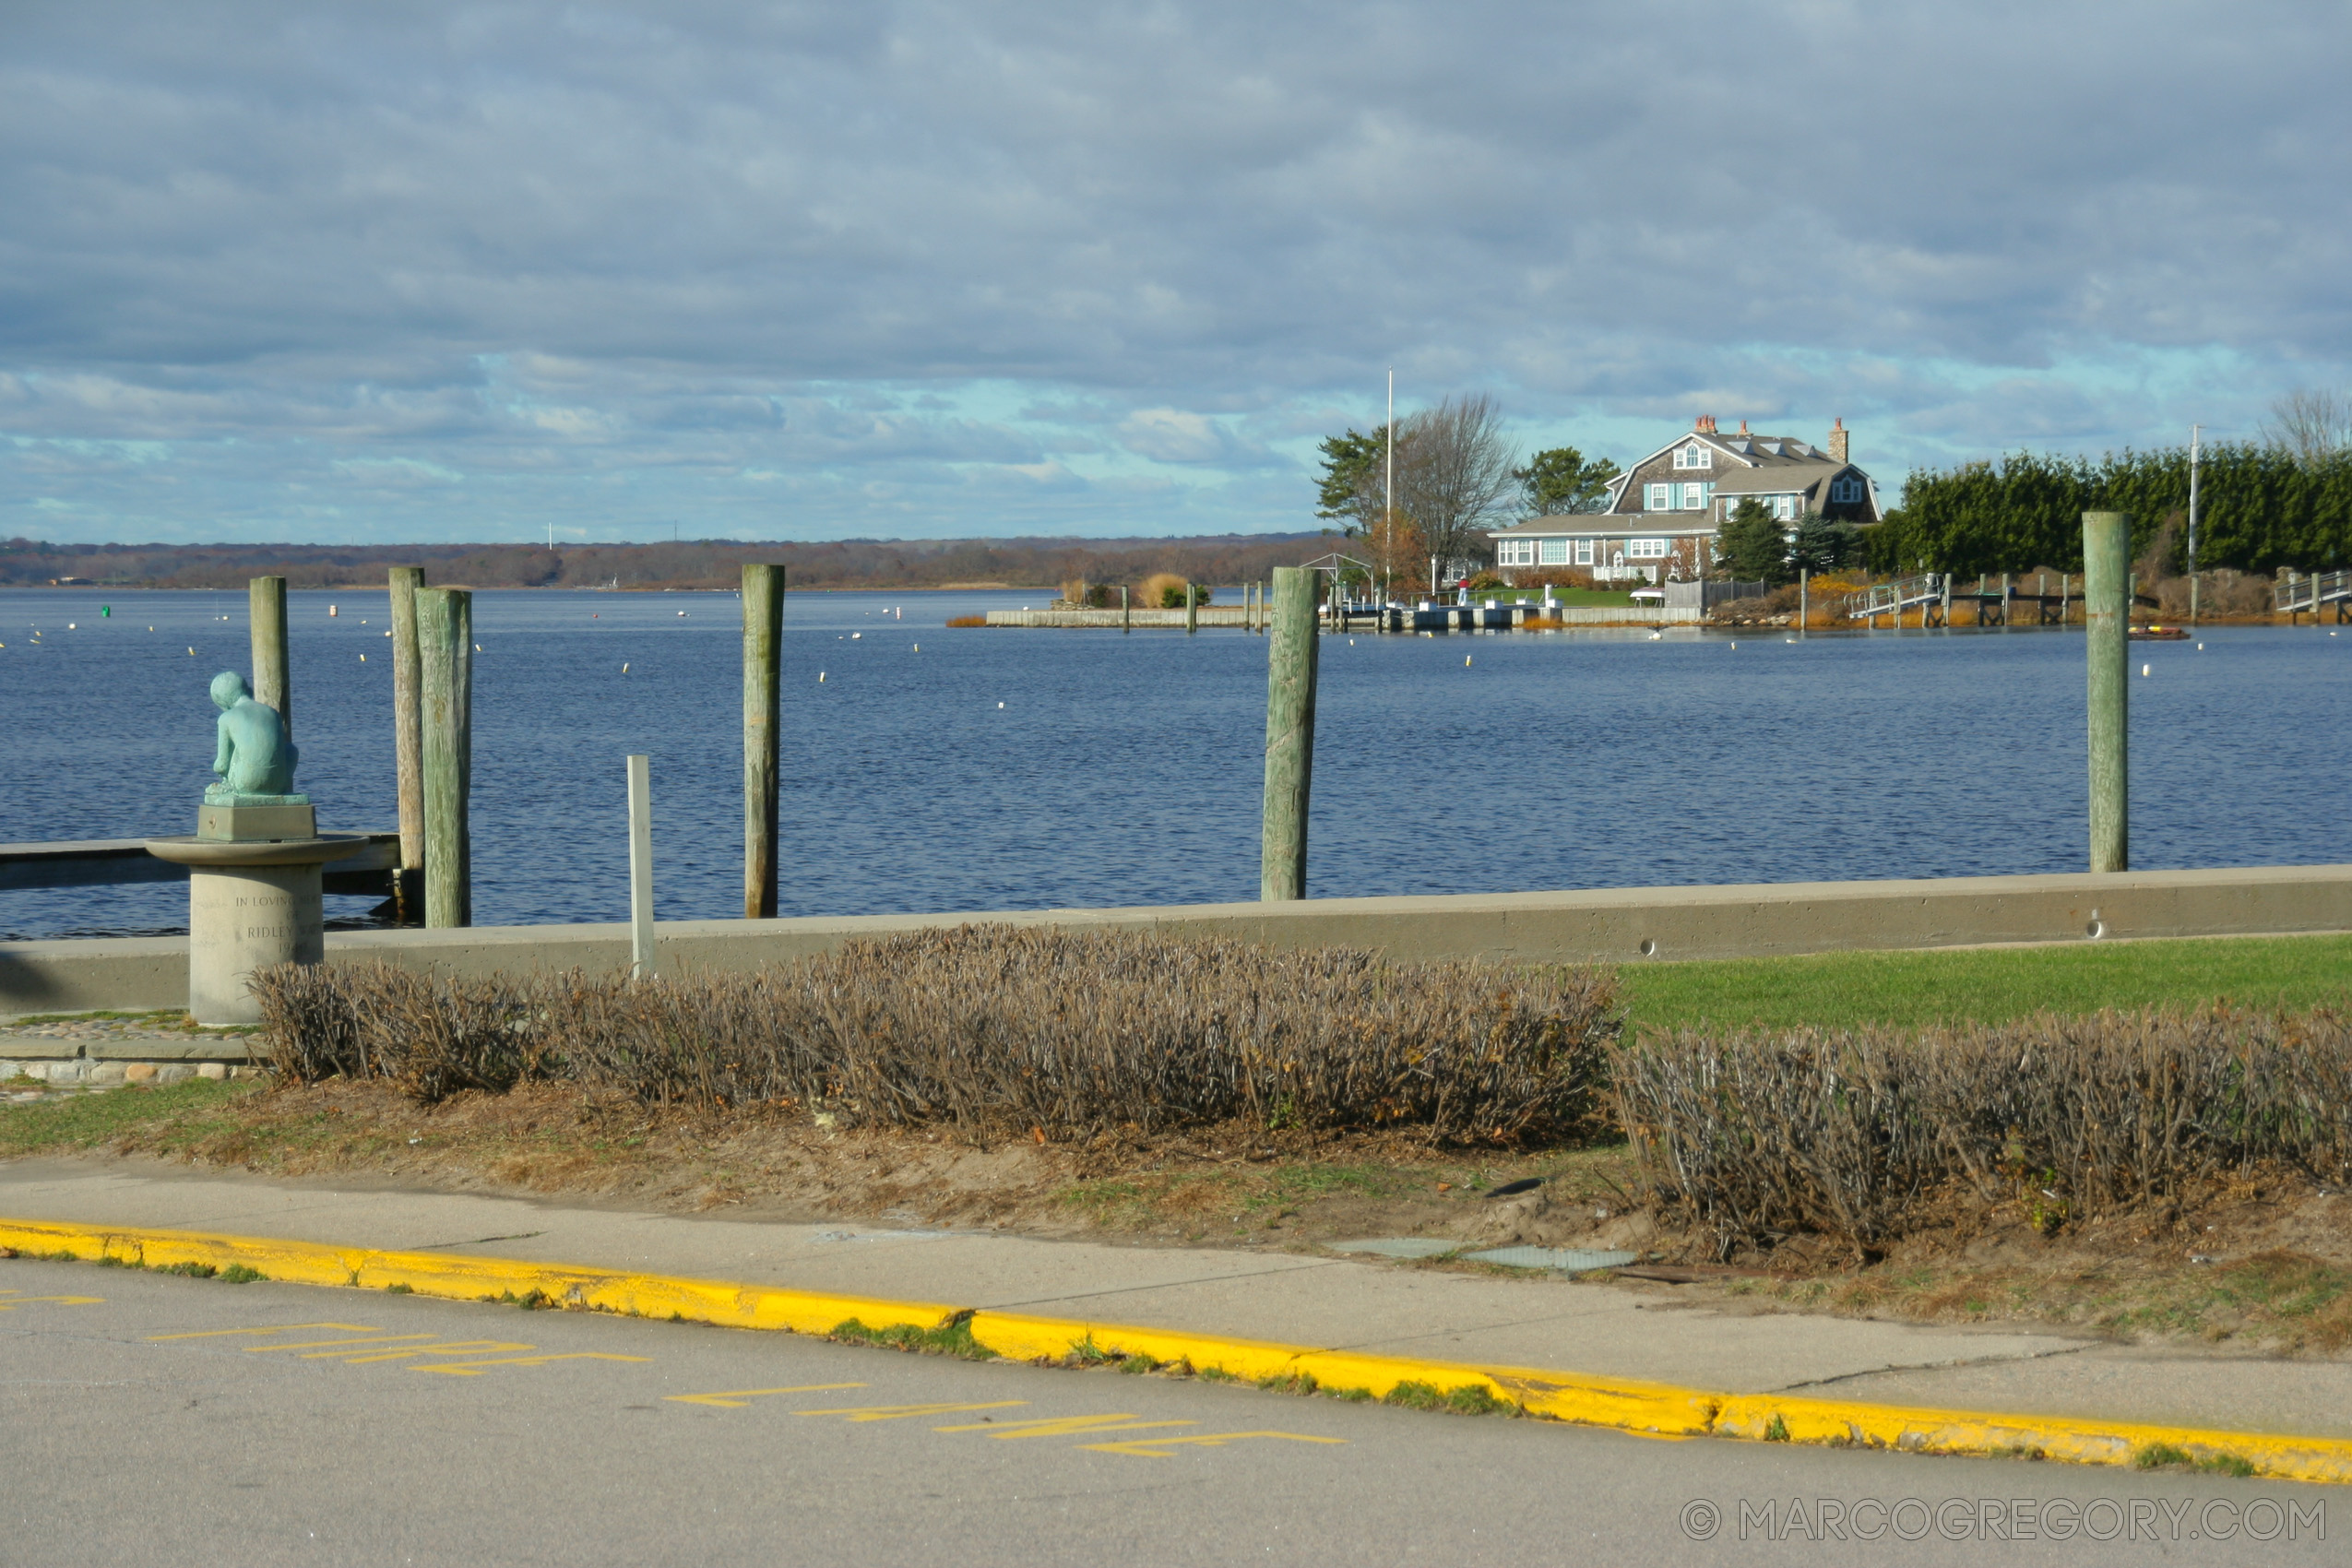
[2187,423,2202,625]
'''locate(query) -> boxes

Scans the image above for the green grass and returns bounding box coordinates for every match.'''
[1616,933,2352,1034]
[827,1314,999,1360]
[0,1076,257,1158]
[1476,588,1634,608]
[1380,1380,1517,1417]
[2136,1443,2258,1477]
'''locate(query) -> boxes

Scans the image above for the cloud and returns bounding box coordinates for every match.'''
[1,0,2348,541]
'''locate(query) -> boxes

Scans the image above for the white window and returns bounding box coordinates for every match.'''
[1671,442,1710,469]
[1497,539,1535,567]
[1775,495,1797,521]
[1830,477,1862,504]
[1645,483,1671,510]
[1681,482,1707,510]
[1538,539,1569,566]
[1627,538,1669,560]
[1574,540,1594,565]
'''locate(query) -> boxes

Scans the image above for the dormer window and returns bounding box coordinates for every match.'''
[1830,477,1863,504]
[1672,443,1711,470]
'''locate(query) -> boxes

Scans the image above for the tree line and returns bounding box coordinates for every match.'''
[1871,445,2352,577]
[0,533,1328,592]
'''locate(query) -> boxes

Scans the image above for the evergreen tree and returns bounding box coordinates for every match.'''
[1788,512,1858,574]
[1718,498,1791,584]
[1511,446,1621,516]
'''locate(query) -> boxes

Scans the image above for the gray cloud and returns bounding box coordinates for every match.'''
[2,0,2347,541]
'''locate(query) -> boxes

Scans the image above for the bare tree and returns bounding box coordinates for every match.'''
[1393,393,1520,576]
[2260,388,2352,466]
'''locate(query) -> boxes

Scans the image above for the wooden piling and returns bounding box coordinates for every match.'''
[1121,584,1131,634]
[387,567,426,920]
[628,753,656,980]
[741,564,784,920]
[416,587,472,926]
[2084,512,2131,873]
[249,576,290,733]
[1260,566,1319,901]
[1185,583,1198,636]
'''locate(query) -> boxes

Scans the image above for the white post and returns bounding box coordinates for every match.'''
[2187,422,2202,625]
[627,753,656,981]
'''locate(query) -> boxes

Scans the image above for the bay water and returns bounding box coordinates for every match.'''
[2,586,2344,942]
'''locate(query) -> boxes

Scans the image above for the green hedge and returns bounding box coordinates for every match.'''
[1871,445,2352,576]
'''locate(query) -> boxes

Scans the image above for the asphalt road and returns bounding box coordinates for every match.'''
[1,1257,2333,1566]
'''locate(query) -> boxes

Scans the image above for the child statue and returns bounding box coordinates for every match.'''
[204,671,303,802]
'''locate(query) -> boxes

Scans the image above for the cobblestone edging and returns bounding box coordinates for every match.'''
[1,1015,259,1089]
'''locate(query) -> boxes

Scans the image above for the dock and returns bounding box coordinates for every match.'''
[1,833,402,901]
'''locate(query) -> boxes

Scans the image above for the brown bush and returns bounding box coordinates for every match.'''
[1612,1006,2352,1256]
[252,926,1619,1144]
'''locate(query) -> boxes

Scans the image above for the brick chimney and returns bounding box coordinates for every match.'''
[1828,418,1848,466]
[1695,414,1716,434]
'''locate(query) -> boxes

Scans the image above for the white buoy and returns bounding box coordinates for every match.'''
[819,672,826,682]
[622,662,630,672]
[188,647,196,655]
[912,644,919,652]
[2197,642,2204,649]
[1729,642,1736,649]
[328,605,338,616]
[1465,655,1472,666]
[998,701,1005,708]
[2142,663,2152,677]
[359,654,365,662]
[474,644,482,652]
[851,632,861,639]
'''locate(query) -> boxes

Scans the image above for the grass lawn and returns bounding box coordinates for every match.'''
[1616,932,2352,1034]
[1476,588,1633,607]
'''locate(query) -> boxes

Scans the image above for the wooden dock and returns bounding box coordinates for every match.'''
[0,833,402,899]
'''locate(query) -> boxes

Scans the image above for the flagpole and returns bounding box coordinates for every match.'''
[2187,422,2201,625]
[1384,368,1395,610]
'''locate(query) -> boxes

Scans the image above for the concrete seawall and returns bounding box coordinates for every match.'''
[6,863,2349,1025]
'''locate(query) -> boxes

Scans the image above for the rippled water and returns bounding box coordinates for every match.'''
[2,586,2345,940]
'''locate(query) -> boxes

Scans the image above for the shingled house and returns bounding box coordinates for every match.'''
[1489,417,1880,582]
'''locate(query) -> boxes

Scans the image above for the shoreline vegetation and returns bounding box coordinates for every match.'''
[1,535,1326,595]
[11,931,2352,1349]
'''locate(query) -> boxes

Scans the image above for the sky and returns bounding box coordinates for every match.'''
[4,1,2348,546]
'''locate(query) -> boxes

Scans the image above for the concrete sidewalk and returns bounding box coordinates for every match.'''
[5,1158,2347,1444]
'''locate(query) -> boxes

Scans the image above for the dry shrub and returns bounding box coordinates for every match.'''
[944,613,987,628]
[252,926,1618,1144]
[1135,572,1190,610]
[253,963,551,1101]
[1614,1006,2352,1256]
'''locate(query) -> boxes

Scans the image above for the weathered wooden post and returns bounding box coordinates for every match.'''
[387,567,425,920]
[1798,568,1808,633]
[416,587,472,926]
[741,564,784,920]
[1260,566,1319,901]
[1185,583,1198,636]
[2084,512,2131,873]
[627,753,656,980]
[249,576,290,734]
[1121,584,1131,634]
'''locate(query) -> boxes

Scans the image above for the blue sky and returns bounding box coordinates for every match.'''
[5,1,2348,545]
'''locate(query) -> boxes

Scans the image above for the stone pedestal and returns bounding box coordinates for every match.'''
[145,834,366,1026]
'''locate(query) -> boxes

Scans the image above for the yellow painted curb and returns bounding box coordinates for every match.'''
[8,1214,2351,1484]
